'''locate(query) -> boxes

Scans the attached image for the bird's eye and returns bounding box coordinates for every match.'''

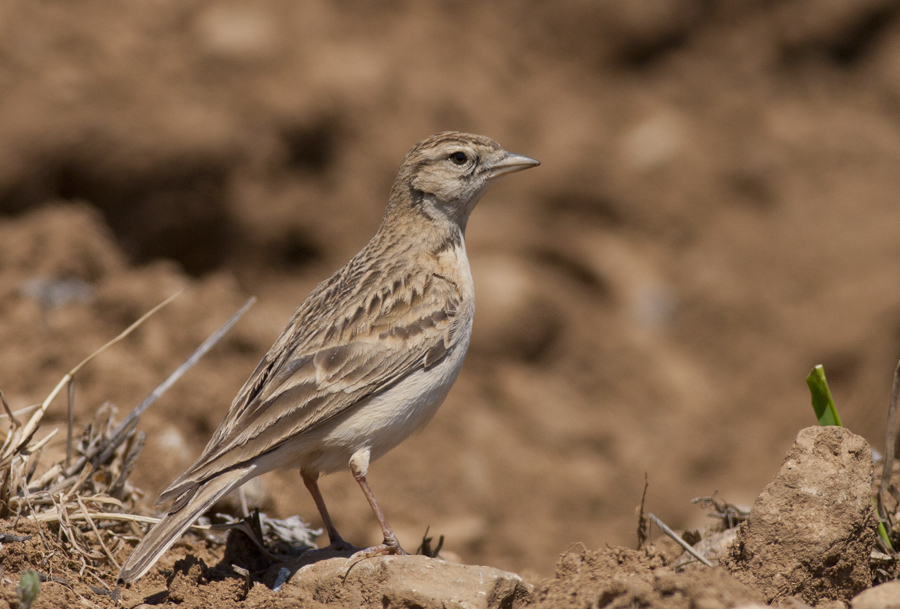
[449,151,468,165]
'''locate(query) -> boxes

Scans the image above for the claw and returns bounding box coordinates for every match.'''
[351,536,407,560]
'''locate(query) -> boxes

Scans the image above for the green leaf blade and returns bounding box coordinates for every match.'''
[805,365,843,427]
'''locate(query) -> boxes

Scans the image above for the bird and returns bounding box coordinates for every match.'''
[118,131,539,583]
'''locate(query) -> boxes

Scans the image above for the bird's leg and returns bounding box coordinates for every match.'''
[301,470,359,552]
[348,450,407,556]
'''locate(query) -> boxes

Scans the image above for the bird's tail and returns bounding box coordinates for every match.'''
[118,467,251,583]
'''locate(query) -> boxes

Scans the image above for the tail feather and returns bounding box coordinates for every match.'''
[118,467,251,583]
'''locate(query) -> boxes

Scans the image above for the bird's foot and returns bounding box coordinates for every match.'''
[350,536,407,560]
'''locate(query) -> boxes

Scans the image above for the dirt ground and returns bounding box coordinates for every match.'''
[2,0,900,607]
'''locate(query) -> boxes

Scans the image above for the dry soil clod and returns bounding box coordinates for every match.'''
[725,426,877,604]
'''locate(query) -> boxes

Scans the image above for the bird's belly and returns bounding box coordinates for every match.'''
[326,356,462,466]
[273,331,471,475]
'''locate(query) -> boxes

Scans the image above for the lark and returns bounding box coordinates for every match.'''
[118,132,539,583]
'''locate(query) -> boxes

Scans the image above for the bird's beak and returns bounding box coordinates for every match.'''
[487,151,540,179]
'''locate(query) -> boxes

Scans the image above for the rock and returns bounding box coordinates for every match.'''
[279,555,532,609]
[725,426,876,604]
[852,581,900,609]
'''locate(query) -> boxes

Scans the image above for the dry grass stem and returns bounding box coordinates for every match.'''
[0,294,255,582]
[648,513,714,568]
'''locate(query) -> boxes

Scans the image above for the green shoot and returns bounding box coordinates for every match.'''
[873,500,895,552]
[17,570,40,609]
[805,365,843,427]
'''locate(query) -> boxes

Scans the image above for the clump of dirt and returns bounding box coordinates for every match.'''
[164,555,248,607]
[725,426,877,604]
[524,546,763,609]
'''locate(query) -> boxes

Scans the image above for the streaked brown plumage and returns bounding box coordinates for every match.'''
[118,132,539,583]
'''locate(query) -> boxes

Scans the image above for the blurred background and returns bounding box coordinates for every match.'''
[1,0,900,578]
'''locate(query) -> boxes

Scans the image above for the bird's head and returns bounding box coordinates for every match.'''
[388,131,539,231]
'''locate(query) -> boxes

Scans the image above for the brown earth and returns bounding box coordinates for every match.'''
[1,0,900,607]
[0,426,886,608]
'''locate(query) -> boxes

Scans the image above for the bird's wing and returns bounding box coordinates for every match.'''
[157,267,465,505]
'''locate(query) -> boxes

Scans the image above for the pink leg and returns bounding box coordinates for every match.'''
[301,470,358,552]
[349,459,406,556]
